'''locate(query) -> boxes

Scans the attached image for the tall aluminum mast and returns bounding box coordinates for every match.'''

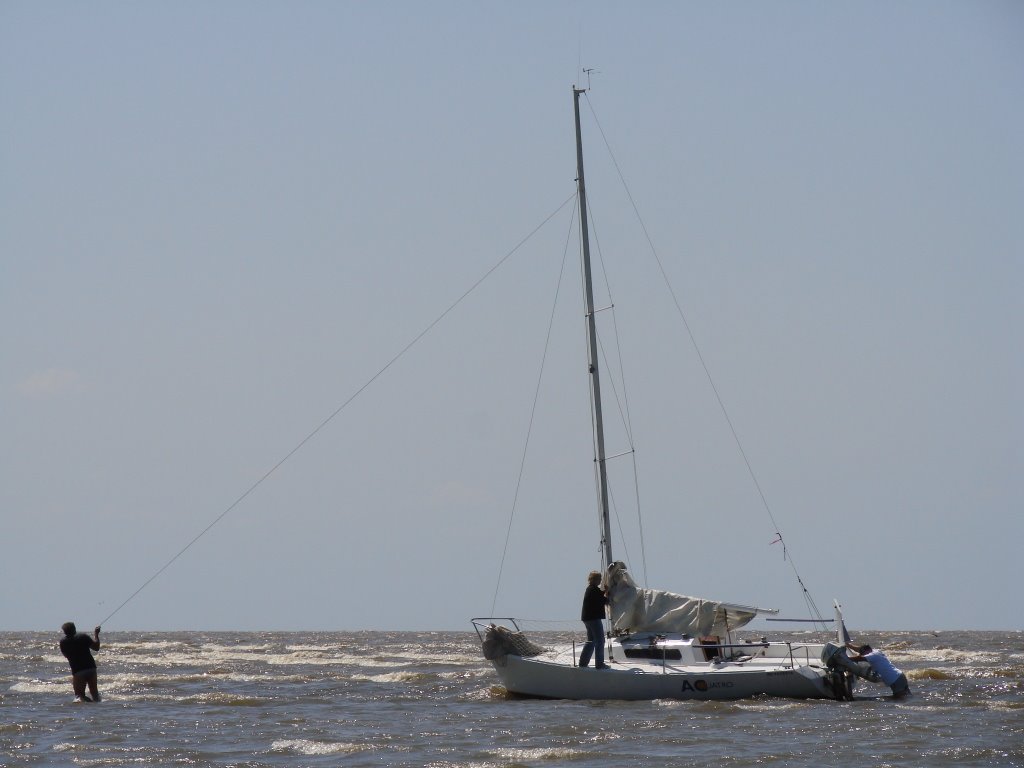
[573,87,613,572]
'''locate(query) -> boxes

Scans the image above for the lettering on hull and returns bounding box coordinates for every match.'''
[680,680,735,693]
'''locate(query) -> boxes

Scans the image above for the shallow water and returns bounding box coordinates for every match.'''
[2,630,1022,766]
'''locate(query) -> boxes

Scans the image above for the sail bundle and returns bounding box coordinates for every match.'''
[607,562,764,637]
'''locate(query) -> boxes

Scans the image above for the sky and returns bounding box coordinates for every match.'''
[2,1,1021,633]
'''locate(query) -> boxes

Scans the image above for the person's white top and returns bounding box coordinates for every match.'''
[864,650,902,685]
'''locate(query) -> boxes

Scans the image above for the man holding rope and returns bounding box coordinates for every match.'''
[59,622,102,702]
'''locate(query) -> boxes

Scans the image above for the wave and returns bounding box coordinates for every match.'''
[265,651,370,666]
[9,679,64,694]
[994,666,1024,679]
[438,668,493,680]
[101,649,354,668]
[181,692,263,706]
[350,670,434,684]
[909,668,954,680]
[987,698,1024,711]
[489,747,587,761]
[269,738,378,756]
[463,684,506,701]
[897,647,1003,665]
[370,650,489,666]
[114,639,192,651]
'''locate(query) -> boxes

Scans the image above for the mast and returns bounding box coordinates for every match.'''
[573,86,613,572]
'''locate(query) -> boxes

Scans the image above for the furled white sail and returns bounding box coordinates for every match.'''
[607,562,765,636]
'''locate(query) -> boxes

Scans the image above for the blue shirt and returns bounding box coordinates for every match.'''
[863,650,902,685]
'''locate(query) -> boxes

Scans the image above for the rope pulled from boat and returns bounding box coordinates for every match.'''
[98,193,578,628]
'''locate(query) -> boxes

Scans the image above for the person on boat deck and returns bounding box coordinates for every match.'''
[846,642,910,698]
[579,570,610,669]
[60,622,102,702]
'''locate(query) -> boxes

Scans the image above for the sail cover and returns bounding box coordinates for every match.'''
[607,562,764,636]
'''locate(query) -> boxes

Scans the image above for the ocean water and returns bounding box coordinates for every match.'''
[1,629,1021,767]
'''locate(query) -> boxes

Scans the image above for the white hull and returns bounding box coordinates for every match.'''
[492,653,832,701]
[479,630,843,701]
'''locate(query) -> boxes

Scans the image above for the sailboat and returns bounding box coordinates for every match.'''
[472,86,873,701]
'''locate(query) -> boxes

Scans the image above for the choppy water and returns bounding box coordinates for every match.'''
[2,630,1022,767]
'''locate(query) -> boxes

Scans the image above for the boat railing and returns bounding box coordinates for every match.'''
[470,617,521,643]
[707,641,770,652]
[471,620,826,669]
[781,642,821,667]
[714,640,823,667]
[700,641,768,662]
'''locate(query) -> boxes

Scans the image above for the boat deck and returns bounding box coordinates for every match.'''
[535,634,828,675]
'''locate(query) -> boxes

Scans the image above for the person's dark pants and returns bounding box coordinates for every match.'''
[891,673,911,698]
[71,668,100,701]
[579,619,606,667]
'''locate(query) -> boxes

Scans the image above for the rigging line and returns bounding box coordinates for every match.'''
[595,322,632,447]
[593,323,652,583]
[607,482,634,575]
[586,197,636,447]
[602,303,651,588]
[583,93,825,621]
[490,198,576,616]
[584,196,649,586]
[101,192,578,629]
[630,450,649,587]
[592,323,654,587]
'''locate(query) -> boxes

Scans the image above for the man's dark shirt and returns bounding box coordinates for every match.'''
[59,633,96,673]
[581,584,608,621]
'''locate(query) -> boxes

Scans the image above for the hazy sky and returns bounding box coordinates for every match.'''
[2,1,1021,632]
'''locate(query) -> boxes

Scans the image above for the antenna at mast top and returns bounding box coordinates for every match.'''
[580,67,599,92]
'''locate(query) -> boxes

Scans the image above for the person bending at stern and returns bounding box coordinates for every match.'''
[847,641,910,699]
[60,622,101,702]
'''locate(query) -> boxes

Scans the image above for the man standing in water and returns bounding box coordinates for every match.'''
[60,622,101,702]
[847,641,911,698]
